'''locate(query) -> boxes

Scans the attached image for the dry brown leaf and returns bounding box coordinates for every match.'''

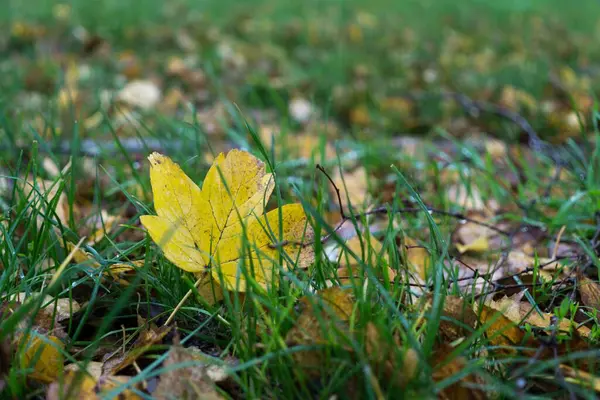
[15,293,80,322]
[439,296,478,342]
[486,294,589,336]
[65,361,103,378]
[337,235,395,284]
[578,273,600,312]
[102,323,171,375]
[364,322,418,387]
[559,364,600,393]
[20,334,64,383]
[285,288,354,372]
[477,303,524,348]
[432,344,487,400]
[47,370,141,400]
[154,344,228,400]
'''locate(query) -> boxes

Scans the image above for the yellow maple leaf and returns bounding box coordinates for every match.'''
[20,334,64,383]
[140,150,314,293]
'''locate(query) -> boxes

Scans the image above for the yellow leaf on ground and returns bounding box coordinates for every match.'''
[140,150,314,293]
[20,334,64,383]
[455,236,489,254]
[47,370,141,400]
[476,304,524,348]
[404,237,429,280]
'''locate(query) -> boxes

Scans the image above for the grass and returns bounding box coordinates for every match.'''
[1,0,600,398]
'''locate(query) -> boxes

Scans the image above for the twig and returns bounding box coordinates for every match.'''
[316,164,346,219]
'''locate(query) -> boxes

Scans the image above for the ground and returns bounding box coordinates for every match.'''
[1,0,600,399]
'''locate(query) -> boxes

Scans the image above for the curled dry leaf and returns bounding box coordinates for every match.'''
[154,344,229,400]
[20,334,64,383]
[101,324,171,375]
[140,150,315,294]
[337,234,395,284]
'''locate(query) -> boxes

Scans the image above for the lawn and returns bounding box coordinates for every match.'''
[1,0,600,398]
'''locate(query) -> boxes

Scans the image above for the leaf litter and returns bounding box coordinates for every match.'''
[2,6,600,398]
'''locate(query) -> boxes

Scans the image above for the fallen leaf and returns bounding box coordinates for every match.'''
[289,97,314,124]
[476,303,524,348]
[15,293,80,322]
[20,334,64,383]
[337,235,395,284]
[432,344,487,400]
[578,273,600,313]
[102,323,171,375]
[87,210,120,244]
[258,124,335,161]
[438,296,478,341]
[559,364,600,393]
[332,167,371,210]
[117,80,161,110]
[66,241,142,285]
[20,177,70,228]
[404,237,429,280]
[47,370,141,400]
[455,236,489,254]
[140,150,314,293]
[447,184,498,212]
[154,344,228,400]
[285,288,354,372]
[364,322,417,387]
[480,295,590,341]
